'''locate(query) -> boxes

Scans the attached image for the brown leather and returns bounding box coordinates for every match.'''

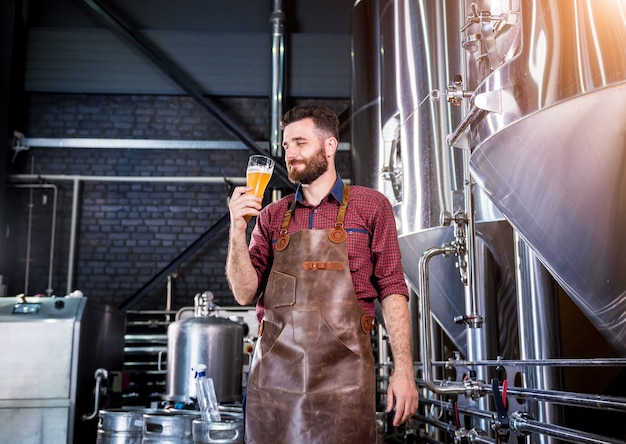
[245,186,376,444]
[301,261,345,270]
[361,313,376,333]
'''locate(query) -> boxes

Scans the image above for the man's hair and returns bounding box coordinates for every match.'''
[280,105,340,140]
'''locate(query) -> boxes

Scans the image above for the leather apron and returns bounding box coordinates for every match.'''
[245,186,377,443]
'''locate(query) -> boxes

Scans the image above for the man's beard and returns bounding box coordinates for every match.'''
[287,146,328,184]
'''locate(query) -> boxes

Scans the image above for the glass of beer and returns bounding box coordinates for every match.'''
[246,154,275,209]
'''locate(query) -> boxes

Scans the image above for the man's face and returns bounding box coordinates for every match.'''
[283,118,329,185]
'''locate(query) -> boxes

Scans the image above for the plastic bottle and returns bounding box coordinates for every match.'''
[193,364,221,422]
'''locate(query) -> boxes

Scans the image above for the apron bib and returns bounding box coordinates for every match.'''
[245,186,377,443]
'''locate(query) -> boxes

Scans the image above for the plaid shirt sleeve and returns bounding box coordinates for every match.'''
[347,186,409,302]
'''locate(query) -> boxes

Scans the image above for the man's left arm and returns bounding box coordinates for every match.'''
[381,293,419,426]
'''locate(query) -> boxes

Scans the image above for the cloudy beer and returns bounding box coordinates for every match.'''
[245,155,275,218]
[247,167,272,198]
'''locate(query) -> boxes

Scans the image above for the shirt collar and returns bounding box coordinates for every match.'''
[295,175,345,205]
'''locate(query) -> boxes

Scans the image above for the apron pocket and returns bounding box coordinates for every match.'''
[258,322,306,393]
[306,316,363,393]
[269,270,296,308]
[258,312,363,394]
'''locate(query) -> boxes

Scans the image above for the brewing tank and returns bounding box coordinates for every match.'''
[163,315,244,404]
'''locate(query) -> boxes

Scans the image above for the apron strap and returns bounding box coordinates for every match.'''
[276,200,296,251]
[277,185,351,249]
[329,185,350,243]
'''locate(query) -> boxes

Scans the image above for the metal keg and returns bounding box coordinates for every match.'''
[142,411,200,443]
[192,418,243,444]
[192,405,243,444]
[96,408,152,444]
[163,315,244,404]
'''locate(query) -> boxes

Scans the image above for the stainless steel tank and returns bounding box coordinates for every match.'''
[163,316,244,404]
[459,0,626,355]
[351,0,517,357]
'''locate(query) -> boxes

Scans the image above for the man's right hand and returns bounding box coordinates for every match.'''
[228,186,262,232]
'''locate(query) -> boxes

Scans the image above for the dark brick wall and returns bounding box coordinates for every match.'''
[5,93,351,311]
[26,94,273,140]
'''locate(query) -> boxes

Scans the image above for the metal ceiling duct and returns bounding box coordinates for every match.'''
[457,0,626,356]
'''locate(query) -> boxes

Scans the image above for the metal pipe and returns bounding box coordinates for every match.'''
[165,273,174,323]
[66,178,80,294]
[11,174,246,184]
[418,244,486,396]
[419,395,495,421]
[13,184,58,295]
[420,373,626,412]
[377,322,390,409]
[462,149,490,432]
[270,0,285,159]
[24,188,33,294]
[446,104,481,148]
[418,393,626,443]
[24,159,36,294]
[503,386,626,413]
[413,413,496,444]
[510,411,625,444]
[81,368,108,421]
[432,358,626,367]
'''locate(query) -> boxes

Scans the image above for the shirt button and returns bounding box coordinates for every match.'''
[314,209,318,213]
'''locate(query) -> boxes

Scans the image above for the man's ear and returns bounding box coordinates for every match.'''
[326,137,338,156]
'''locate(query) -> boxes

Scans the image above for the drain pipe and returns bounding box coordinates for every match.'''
[270,0,285,159]
[418,244,487,398]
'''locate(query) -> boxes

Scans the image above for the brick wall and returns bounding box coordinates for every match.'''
[5,93,351,311]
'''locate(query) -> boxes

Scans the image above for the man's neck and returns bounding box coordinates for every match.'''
[300,171,337,207]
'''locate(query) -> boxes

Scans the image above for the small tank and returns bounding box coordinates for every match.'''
[163,293,244,404]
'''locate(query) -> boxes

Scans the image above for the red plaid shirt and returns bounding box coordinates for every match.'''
[248,176,409,322]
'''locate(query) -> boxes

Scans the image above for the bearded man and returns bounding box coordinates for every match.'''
[226,105,418,443]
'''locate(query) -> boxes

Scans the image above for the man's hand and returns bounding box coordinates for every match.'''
[387,371,418,426]
[228,185,262,232]
[226,186,261,306]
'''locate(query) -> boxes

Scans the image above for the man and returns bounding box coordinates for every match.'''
[226,105,418,443]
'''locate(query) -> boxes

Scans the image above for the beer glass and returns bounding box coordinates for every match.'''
[246,155,275,217]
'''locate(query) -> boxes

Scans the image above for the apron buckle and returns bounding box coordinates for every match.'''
[302,261,345,270]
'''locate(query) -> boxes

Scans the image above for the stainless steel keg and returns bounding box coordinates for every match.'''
[142,411,200,443]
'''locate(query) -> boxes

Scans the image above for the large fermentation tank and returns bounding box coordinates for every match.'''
[0,296,125,444]
[351,0,626,442]
[461,0,626,355]
[351,0,517,358]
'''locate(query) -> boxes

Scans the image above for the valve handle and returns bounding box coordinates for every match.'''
[491,378,510,437]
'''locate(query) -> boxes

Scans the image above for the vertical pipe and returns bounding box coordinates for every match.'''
[66,178,81,294]
[514,232,563,444]
[47,184,58,296]
[463,149,490,432]
[270,0,285,159]
[24,159,35,295]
